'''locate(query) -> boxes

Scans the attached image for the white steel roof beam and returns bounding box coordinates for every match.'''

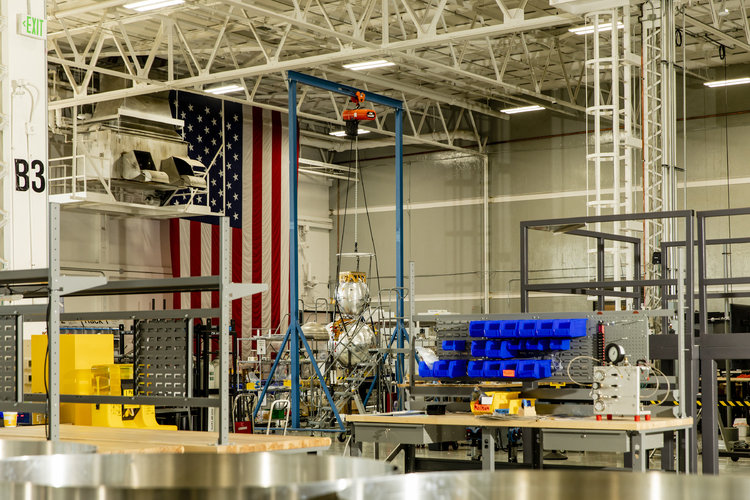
[48,13,580,110]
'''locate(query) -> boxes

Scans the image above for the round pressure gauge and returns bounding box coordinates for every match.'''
[605,343,626,365]
[594,399,606,413]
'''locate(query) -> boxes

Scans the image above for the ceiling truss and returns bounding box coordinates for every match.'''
[46,0,750,155]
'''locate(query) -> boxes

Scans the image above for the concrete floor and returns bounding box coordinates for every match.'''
[319,436,750,475]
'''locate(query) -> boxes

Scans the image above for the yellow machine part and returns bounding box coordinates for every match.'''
[32,334,114,425]
[31,335,175,430]
[338,271,366,283]
[470,391,536,415]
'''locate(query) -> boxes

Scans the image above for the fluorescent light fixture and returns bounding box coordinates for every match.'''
[329,129,371,137]
[569,21,624,35]
[124,0,184,12]
[501,105,544,114]
[704,77,750,88]
[342,59,395,71]
[206,84,244,95]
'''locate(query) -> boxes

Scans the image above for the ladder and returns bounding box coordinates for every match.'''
[585,8,640,310]
[642,2,666,313]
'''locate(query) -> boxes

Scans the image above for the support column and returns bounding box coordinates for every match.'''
[0,0,49,271]
[701,357,719,474]
[218,217,231,445]
[46,203,61,441]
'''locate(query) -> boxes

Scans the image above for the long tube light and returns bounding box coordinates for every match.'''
[329,129,371,137]
[124,0,184,12]
[569,21,624,35]
[501,105,544,114]
[206,84,244,95]
[704,77,750,88]
[342,59,395,71]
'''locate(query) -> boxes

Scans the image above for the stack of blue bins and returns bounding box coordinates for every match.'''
[419,318,587,380]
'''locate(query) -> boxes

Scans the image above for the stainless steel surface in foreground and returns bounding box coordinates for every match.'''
[0,440,95,458]
[0,468,747,499]
[0,452,396,487]
[326,470,747,499]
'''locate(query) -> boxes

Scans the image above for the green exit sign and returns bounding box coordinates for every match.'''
[17,14,45,40]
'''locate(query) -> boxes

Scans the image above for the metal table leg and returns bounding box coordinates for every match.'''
[661,431,676,472]
[349,426,362,457]
[404,444,416,473]
[482,427,496,471]
[629,432,646,472]
[523,428,543,469]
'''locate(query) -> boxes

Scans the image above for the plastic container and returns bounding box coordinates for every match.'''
[3,412,18,428]
[522,339,545,351]
[517,320,538,338]
[471,340,487,357]
[468,360,485,378]
[486,340,513,359]
[418,361,433,378]
[446,360,468,378]
[515,359,552,379]
[442,340,466,351]
[537,320,556,337]
[432,360,451,378]
[499,321,518,338]
[483,360,504,378]
[548,339,571,351]
[499,360,518,378]
[554,318,588,338]
[469,321,487,338]
[485,321,503,338]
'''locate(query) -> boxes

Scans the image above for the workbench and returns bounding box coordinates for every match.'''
[346,413,693,473]
[0,424,330,454]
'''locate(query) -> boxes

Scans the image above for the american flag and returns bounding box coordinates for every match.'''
[168,91,290,346]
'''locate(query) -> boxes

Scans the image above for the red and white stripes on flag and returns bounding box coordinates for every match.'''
[169,98,290,345]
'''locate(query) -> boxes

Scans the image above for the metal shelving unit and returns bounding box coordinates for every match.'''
[697,206,750,474]
[519,210,696,473]
[0,203,265,444]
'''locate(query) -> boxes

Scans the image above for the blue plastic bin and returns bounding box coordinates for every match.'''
[432,360,451,378]
[499,321,518,338]
[468,360,485,378]
[486,340,518,359]
[442,340,466,351]
[469,321,487,338]
[537,320,555,337]
[548,339,571,351]
[517,320,538,338]
[516,359,552,379]
[418,361,433,378]
[447,360,468,378]
[471,340,487,357]
[485,321,503,338]
[483,360,504,378]
[485,340,503,358]
[554,318,588,338]
[499,360,518,377]
[523,339,545,351]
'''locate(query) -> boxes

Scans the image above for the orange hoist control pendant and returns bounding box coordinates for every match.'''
[342,108,376,121]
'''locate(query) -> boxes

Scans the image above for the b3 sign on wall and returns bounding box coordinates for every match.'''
[14,159,46,193]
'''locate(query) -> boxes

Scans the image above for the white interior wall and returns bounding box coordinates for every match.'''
[298,176,333,313]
